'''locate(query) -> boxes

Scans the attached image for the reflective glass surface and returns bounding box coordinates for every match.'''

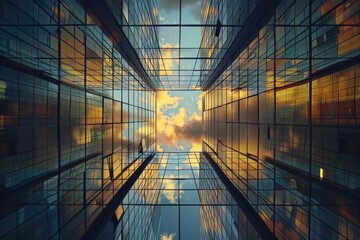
[99,152,264,240]
[0,0,360,239]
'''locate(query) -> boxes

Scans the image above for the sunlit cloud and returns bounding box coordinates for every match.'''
[157,143,164,152]
[152,7,159,18]
[181,158,199,169]
[157,90,182,112]
[160,233,176,240]
[157,91,202,151]
[159,42,179,76]
[162,187,177,204]
[190,141,202,152]
[162,174,184,204]
[197,92,203,112]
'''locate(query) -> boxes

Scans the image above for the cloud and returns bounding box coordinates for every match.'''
[190,141,202,152]
[162,178,177,204]
[162,175,184,204]
[157,144,164,152]
[157,91,203,152]
[159,43,179,76]
[173,116,202,141]
[197,92,203,112]
[158,0,201,22]
[161,233,176,240]
[157,91,182,112]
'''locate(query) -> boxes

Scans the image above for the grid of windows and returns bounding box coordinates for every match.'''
[1,0,360,239]
[106,0,161,88]
[0,0,156,239]
[200,0,260,85]
[95,152,264,240]
[121,0,162,87]
[203,0,360,239]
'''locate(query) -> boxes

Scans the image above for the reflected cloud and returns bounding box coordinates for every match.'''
[159,42,179,76]
[159,0,200,11]
[158,0,201,21]
[200,204,224,234]
[162,175,182,204]
[160,154,168,167]
[160,233,176,240]
[157,144,165,152]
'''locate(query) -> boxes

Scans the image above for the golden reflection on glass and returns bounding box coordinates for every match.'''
[319,168,324,180]
[162,178,180,204]
[115,205,124,221]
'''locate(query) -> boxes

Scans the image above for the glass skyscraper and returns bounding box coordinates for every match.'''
[0,0,359,239]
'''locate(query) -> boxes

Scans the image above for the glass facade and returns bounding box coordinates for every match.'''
[0,0,360,239]
[93,153,269,240]
[0,0,156,239]
[202,0,360,239]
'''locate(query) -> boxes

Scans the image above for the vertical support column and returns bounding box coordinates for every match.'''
[56,0,62,235]
[308,0,313,238]
[84,3,88,230]
[272,8,277,235]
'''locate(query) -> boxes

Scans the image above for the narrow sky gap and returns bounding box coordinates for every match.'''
[157,91,202,152]
[157,0,202,90]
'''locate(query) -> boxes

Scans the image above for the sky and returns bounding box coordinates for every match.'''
[157,91,202,152]
[158,0,201,25]
[157,0,203,90]
[155,0,203,152]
